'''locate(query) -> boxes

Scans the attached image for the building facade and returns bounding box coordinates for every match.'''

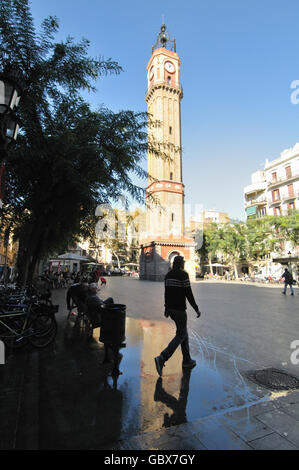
[265,143,299,216]
[244,142,299,219]
[139,24,196,281]
[244,143,299,278]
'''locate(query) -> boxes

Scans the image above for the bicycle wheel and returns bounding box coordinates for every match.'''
[29,314,57,348]
[0,316,29,349]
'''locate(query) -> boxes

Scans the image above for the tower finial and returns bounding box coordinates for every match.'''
[152,22,176,53]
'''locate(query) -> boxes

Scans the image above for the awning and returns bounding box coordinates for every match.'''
[272,257,298,263]
[246,205,257,216]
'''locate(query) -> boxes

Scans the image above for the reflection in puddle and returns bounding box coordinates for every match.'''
[93,317,269,438]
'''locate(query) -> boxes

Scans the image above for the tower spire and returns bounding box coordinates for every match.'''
[152,23,176,53]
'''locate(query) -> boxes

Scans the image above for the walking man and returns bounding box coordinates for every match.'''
[282,268,294,296]
[154,256,201,376]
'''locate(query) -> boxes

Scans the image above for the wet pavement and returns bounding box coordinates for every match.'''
[1,278,299,450]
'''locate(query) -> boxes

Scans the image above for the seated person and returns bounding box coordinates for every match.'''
[66,282,89,312]
[86,283,114,328]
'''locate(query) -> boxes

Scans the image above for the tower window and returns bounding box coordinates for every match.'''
[171,213,174,222]
[169,126,172,135]
[170,172,173,180]
[167,76,171,84]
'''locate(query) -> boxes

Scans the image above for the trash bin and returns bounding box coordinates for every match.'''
[99,304,126,345]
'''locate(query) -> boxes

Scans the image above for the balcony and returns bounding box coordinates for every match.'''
[244,182,267,196]
[244,197,267,208]
[146,79,183,101]
[268,171,299,188]
[268,197,281,206]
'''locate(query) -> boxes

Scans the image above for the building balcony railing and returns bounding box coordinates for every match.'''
[146,80,183,98]
[244,197,267,208]
[281,193,296,202]
[268,197,281,206]
[268,172,299,188]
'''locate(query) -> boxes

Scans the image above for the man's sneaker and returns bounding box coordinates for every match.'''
[182,359,196,369]
[282,292,286,295]
[154,356,164,376]
[291,293,294,296]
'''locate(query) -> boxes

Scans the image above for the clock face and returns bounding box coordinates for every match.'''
[165,61,175,73]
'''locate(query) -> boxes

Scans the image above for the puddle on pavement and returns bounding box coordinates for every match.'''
[89,317,269,440]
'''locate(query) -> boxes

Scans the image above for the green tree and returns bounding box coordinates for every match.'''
[219,223,247,279]
[0,0,162,285]
[197,223,222,274]
[245,217,281,269]
[270,210,299,249]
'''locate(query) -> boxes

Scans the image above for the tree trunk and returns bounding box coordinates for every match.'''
[16,241,31,288]
[208,255,213,275]
[112,251,120,269]
[233,261,239,279]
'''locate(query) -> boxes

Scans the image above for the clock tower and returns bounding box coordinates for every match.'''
[139,24,196,281]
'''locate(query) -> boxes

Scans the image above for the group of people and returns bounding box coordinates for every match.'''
[41,267,107,290]
[66,281,113,329]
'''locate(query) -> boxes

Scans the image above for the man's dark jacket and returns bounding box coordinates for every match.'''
[164,268,198,311]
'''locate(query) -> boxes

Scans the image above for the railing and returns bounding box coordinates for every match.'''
[244,198,267,207]
[268,171,299,187]
[146,79,183,96]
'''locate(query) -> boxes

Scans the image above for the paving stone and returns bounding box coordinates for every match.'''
[248,432,298,450]
[121,428,207,451]
[218,415,273,442]
[279,402,299,421]
[275,390,299,406]
[191,416,252,450]
[256,409,299,447]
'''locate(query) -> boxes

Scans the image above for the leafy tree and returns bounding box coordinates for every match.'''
[0,0,162,285]
[269,210,299,249]
[245,217,280,268]
[197,223,222,274]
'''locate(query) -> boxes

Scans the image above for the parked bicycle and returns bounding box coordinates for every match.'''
[0,286,58,349]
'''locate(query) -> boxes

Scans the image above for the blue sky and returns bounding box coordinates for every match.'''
[30,0,299,221]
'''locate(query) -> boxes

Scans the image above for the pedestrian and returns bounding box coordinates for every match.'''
[100,276,106,286]
[154,255,201,376]
[86,283,114,328]
[281,268,294,296]
[66,282,89,313]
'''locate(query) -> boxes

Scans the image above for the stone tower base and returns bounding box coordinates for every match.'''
[139,239,196,282]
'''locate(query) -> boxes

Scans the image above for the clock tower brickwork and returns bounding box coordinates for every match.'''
[139,25,196,281]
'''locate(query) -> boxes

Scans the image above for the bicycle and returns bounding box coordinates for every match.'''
[0,298,58,349]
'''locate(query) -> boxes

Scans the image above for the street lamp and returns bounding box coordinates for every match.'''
[0,71,23,207]
[0,72,22,150]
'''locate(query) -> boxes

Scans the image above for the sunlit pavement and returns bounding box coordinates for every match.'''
[1,277,299,450]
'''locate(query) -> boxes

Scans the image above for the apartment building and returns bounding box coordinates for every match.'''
[244,170,267,219]
[244,142,299,218]
[265,143,299,216]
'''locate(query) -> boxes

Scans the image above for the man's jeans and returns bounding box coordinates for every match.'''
[283,282,294,294]
[161,309,191,363]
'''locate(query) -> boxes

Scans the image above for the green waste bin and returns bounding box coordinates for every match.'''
[99,304,126,344]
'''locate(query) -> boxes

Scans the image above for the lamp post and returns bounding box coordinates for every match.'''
[0,70,23,207]
[288,251,292,273]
